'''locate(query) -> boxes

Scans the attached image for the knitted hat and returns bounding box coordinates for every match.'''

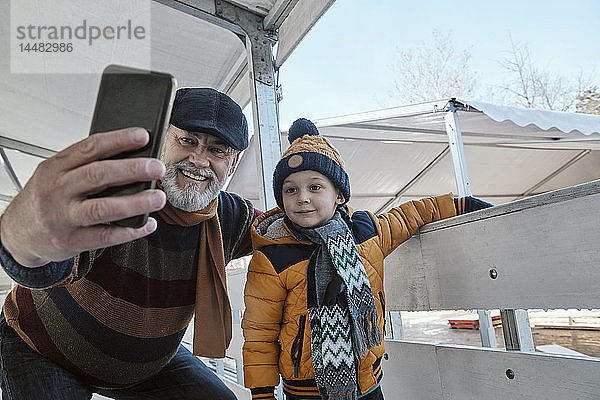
[170,88,249,150]
[273,118,350,211]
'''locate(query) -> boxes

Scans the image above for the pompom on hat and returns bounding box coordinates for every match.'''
[273,118,350,211]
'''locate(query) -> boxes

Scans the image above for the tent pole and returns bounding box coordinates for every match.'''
[216,2,282,210]
[444,101,471,197]
[245,33,281,210]
[444,100,498,348]
[0,148,21,192]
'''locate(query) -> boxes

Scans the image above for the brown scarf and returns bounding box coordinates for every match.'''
[158,198,232,358]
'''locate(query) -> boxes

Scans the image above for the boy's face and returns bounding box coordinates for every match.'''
[282,170,345,228]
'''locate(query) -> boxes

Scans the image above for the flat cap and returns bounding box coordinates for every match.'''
[170,87,248,150]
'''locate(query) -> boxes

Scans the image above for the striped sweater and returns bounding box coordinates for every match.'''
[0,191,257,388]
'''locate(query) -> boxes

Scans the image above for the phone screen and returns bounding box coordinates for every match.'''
[89,64,176,228]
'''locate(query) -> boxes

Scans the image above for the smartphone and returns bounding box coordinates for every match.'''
[89,64,177,228]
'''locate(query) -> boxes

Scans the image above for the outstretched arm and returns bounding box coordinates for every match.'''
[0,128,166,268]
[453,196,494,214]
[375,194,493,257]
[375,194,457,257]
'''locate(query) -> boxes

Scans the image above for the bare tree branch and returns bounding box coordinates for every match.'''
[495,37,594,111]
[389,31,478,103]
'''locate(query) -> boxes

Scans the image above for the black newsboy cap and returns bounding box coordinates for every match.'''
[170,88,248,151]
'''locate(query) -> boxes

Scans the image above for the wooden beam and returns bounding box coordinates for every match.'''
[384,180,600,310]
[381,340,600,400]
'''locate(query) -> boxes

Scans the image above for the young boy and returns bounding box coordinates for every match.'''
[242,118,490,400]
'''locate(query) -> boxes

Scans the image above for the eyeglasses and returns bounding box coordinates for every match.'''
[174,133,236,160]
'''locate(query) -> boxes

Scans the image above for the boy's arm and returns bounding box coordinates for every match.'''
[242,250,286,398]
[375,194,456,257]
[375,194,494,257]
[453,196,494,214]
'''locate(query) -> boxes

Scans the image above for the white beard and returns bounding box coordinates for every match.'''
[160,161,227,212]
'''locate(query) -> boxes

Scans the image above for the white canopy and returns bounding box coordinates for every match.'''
[227,99,600,212]
[0,0,335,209]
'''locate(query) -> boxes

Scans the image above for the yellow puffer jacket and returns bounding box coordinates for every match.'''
[242,194,456,399]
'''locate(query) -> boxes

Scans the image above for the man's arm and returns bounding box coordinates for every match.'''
[0,127,166,267]
[218,191,262,261]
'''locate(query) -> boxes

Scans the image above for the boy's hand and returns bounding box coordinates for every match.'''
[0,128,166,267]
[454,196,494,215]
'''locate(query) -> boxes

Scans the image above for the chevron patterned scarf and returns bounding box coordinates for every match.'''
[289,211,382,400]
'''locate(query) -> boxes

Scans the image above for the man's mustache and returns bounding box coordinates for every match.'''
[170,161,217,181]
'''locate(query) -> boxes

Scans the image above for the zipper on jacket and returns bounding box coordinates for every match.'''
[291,314,306,378]
[379,291,386,337]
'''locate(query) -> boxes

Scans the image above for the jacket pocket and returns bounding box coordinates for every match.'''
[291,314,306,378]
[378,291,386,337]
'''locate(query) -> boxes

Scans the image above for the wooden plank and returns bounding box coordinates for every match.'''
[383,232,431,310]
[436,344,600,400]
[385,180,600,311]
[382,341,600,400]
[536,344,591,357]
[381,340,443,400]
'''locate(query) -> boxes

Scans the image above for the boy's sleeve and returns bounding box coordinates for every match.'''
[453,196,494,215]
[242,250,286,394]
[375,193,456,257]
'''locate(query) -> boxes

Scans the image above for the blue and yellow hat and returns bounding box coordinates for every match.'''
[273,118,350,211]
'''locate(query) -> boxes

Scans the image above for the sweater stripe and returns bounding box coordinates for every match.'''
[67,278,194,338]
[32,290,178,387]
[146,220,201,252]
[84,253,196,308]
[44,287,183,362]
[14,288,110,388]
[110,242,197,281]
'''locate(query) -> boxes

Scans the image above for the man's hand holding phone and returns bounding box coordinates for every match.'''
[0,128,167,267]
[0,64,176,267]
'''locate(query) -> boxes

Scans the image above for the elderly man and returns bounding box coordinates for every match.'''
[0,88,259,399]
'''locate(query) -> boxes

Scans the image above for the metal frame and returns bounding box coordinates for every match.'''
[519,149,591,199]
[444,100,496,347]
[500,309,535,351]
[444,101,471,197]
[215,1,282,209]
[443,99,535,350]
[376,146,450,213]
[263,0,300,30]
[387,311,404,340]
[2,1,283,213]
[152,0,246,37]
[0,136,56,158]
[317,100,451,127]
[0,148,22,192]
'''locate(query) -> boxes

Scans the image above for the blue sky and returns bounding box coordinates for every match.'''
[275,0,600,126]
